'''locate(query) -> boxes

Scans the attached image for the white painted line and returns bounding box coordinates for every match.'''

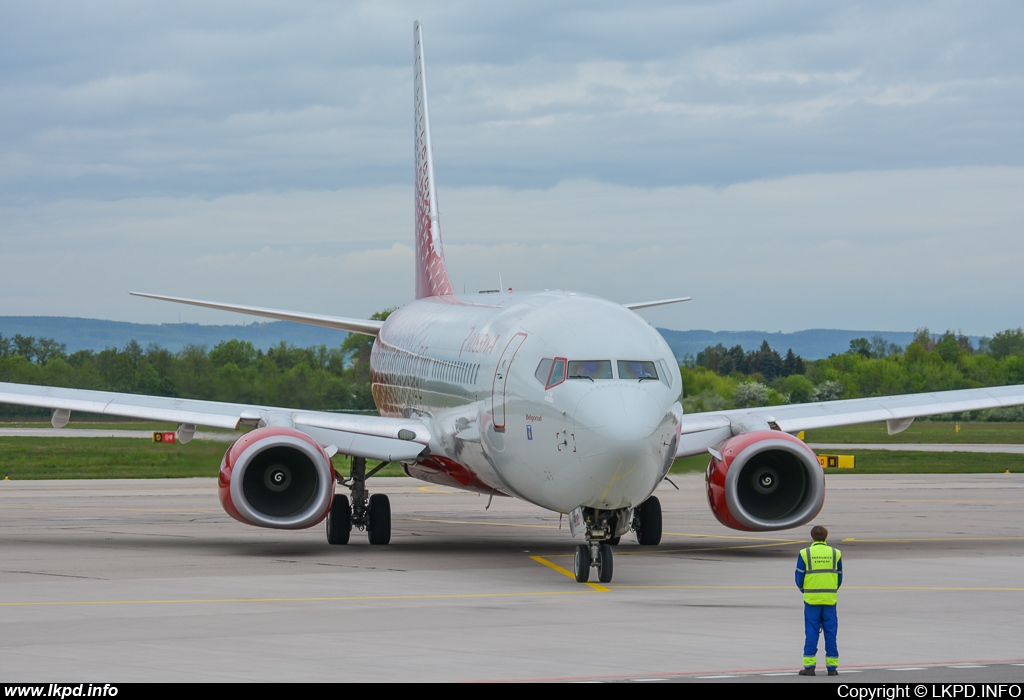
[948,665,988,668]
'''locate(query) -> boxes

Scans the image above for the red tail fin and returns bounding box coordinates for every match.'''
[413,21,454,299]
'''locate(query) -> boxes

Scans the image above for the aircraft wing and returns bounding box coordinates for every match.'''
[0,382,429,462]
[676,384,1024,457]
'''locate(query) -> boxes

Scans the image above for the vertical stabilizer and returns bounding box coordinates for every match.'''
[413,21,455,299]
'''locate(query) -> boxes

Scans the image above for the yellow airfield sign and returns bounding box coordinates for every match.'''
[818,454,855,469]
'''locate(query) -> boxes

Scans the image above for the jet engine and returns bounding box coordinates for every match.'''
[705,430,824,531]
[219,426,336,529]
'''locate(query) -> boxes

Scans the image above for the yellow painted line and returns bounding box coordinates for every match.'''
[664,532,801,542]
[614,585,793,590]
[416,486,462,494]
[842,536,1024,543]
[0,589,598,608]
[541,540,804,558]
[0,506,217,514]
[405,517,558,530]
[611,585,1024,592]
[530,555,609,593]
[848,586,1024,592]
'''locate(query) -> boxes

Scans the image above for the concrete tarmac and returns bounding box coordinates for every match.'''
[1,473,1023,683]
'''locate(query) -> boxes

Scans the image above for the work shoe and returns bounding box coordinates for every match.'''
[798,668,816,676]
[827,668,838,676]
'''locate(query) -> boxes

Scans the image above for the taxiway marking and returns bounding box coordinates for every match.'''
[0,588,599,608]
[530,555,610,592]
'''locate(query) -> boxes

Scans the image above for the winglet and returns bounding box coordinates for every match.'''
[413,21,455,299]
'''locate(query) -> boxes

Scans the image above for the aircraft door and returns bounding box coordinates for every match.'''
[491,333,527,432]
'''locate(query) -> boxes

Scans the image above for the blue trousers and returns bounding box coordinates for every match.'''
[803,603,838,666]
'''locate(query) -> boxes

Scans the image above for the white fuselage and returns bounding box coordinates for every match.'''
[370,290,683,513]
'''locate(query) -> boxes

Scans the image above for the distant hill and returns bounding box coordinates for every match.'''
[0,316,976,361]
[0,316,349,353]
[658,328,929,361]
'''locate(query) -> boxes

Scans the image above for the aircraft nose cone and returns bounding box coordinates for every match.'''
[573,385,661,443]
[571,385,673,509]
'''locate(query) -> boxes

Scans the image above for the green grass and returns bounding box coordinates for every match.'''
[671,451,1024,475]
[0,437,407,480]
[0,419,239,433]
[803,420,1024,444]
[0,437,230,479]
[3,420,1023,480]
[816,450,1024,474]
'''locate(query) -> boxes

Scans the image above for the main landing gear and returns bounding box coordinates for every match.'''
[633,495,663,546]
[571,496,664,584]
[326,456,392,546]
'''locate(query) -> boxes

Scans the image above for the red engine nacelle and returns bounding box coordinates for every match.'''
[219,426,336,530]
[706,430,824,531]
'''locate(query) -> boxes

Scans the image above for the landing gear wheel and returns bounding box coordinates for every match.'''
[326,495,351,545]
[597,543,614,583]
[367,493,391,545]
[574,544,591,583]
[635,496,663,546]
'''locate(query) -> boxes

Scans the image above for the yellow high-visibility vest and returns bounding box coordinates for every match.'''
[801,541,841,605]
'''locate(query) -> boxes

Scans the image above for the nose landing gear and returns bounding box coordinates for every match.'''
[574,542,613,584]
[572,508,625,583]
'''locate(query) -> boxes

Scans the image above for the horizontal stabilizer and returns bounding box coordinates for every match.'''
[130,292,383,336]
[623,297,692,310]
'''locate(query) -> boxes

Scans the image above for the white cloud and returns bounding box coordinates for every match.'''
[1,166,1021,335]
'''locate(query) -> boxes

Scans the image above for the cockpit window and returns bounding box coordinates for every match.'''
[568,360,612,380]
[534,358,553,385]
[548,358,566,387]
[535,357,567,388]
[617,360,659,381]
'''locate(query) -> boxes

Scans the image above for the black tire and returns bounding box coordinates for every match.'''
[597,543,614,583]
[574,544,591,583]
[606,535,621,546]
[367,493,392,545]
[326,495,351,545]
[635,496,663,546]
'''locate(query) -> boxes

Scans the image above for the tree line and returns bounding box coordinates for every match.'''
[2,323,1023,420]
[682,328,1024,419]
[0,333,378,417]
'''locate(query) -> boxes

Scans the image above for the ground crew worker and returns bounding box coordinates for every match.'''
[795,524,842,676]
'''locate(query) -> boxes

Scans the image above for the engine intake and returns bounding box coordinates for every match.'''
[219,427,335,529]
[706,430,824,531]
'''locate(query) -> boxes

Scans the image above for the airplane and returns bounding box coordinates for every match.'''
[3,21,1024,584]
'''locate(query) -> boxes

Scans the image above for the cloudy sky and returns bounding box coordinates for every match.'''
[1,1,1021,335]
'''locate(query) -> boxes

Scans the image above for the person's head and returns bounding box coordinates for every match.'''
[811,525,828,542]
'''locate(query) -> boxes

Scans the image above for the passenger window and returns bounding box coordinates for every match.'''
[617,360,659,381]
[568,360,612,380]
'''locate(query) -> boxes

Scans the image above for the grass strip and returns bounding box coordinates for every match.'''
[0,437,406,480]
[670,449,1024,475]
[804,420,1024,444]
